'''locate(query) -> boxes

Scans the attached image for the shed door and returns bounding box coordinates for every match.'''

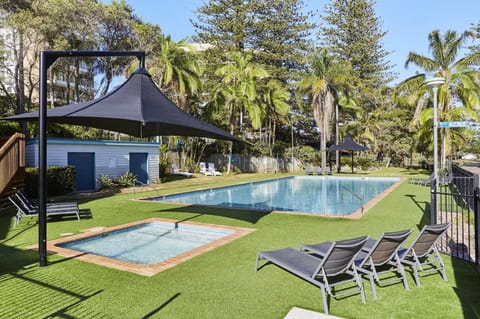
[129,152,148,184]
[68,152,95,192]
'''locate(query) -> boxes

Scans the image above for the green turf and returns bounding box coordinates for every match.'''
[1,169,479,318]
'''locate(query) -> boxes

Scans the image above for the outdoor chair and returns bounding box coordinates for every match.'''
[9,192,80,227]
[16,190,78,211]
[256,236,368,315]
[408,173,434,186]
[208,162,222,176]
[199,162,212,176]
[398,223,450,287]
[354,229,412,300]
[171,162,193,178]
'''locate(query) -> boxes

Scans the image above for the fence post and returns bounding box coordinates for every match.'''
[474,188,480,268]
[430,179,437,225]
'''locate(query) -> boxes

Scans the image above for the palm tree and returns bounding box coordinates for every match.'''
[298,50,353,172]
[150,36,203,112]
[210,51,268,135]
[402,29,480,168]
[259,79,291,151]
[210,51,268,174]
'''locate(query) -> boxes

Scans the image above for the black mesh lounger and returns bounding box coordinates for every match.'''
[398,223,450,287]
[353,229,412,300]
[256,236,368,315]
[9,193,80,227]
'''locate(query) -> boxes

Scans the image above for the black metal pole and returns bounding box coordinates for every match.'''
[38,52,48,266]
[430,179,437,225]
[37,50,145,267]
[474,188,479,268]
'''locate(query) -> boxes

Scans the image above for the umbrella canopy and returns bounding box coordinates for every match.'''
[329,136,368,173]
[2,67,242,142]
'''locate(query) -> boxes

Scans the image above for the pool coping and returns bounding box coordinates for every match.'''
[139,176,405,219]
[31,218,255,277]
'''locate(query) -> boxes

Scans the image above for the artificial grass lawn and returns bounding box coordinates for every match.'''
[1,169,480,318]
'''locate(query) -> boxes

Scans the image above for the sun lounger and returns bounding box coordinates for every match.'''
[9,192,80,227]
[199,162,212,176]
[208,162,222,176]
[171,162,193,178]
[398,223,450,287]
[257,236,368,315]
[408,173,434,186]
[354,229,412,300]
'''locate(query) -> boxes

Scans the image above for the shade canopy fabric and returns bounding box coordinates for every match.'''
[3,68,242,142]
[329,136,368,173]
[329,136,368,152]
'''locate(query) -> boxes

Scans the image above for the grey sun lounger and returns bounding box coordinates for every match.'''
[354,229,412,300]
[9,192,80,227]
[256,236,368,315]
[398,223,450,287]
[408,173,434,186]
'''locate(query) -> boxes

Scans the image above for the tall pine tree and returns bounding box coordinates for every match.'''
[192,0,314,82]
[319,0,394,89]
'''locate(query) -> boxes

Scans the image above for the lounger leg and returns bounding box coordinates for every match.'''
[354,269,366,304]
[398,263,409,291]
[320,287,329,315]
[255,253,263,271]
[434,248,448,281]
[412,265,421,288]
[369,273,377,300]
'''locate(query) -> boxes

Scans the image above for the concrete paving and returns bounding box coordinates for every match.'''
[283,307,344,319]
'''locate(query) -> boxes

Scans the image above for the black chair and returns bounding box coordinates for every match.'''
[256,236,368,315]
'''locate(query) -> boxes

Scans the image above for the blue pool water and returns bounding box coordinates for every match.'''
[148,176,400,216]
[59,222,232,264]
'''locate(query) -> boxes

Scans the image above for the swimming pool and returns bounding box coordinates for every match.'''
[147,176,401,216]
[59,222,232,264]
[47,218,255,276]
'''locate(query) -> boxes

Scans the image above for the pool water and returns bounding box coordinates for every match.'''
[148,176,400,216]
[59,222,232,265]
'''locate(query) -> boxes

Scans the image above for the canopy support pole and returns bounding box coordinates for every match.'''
[38,50,145,267]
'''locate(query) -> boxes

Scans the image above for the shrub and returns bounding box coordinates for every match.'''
[98,175,118,191]
[117,172,136,188]
[98,172,136,191]
[356,155,379,171]
[25,166,76,197]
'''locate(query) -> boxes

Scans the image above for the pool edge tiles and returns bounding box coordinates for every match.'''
[38,218,255,277]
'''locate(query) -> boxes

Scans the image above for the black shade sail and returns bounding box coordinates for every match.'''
[329,136,368,173]
[2,68,242,142]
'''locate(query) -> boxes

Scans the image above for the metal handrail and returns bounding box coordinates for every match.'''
[132,179,159,199]
[342,186,364,213]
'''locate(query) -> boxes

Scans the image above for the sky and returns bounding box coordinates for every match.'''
[124,0,480,84]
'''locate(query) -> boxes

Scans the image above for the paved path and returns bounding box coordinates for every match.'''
[284,307,344,319]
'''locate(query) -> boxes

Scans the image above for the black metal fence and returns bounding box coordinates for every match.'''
[431,166,480,268]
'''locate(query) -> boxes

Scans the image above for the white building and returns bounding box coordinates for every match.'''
[26,138,160,191]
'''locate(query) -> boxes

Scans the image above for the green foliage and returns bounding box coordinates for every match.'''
[25,165,76,197]
[401,30,480,160]
[117,172,136,187]
[98,172,136,191]
[194,0,314,79]
[293,144,320,164]
[98,175,117,191]
[355,154,379,170]
[320,0,394,87]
